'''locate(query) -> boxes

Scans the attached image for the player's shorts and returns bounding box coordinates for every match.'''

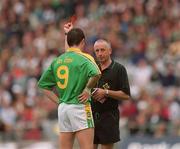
[58,102,94,132]
[93,110,120,144]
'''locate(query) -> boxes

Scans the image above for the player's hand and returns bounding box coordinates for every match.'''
[92,88,106,102]
[78,88,91,103]
[64,22,73,34]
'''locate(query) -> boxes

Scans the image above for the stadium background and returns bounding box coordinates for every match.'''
[0,0,180,148]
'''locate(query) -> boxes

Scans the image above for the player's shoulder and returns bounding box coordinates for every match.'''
[74,51,95,63]
[80,52,95,62]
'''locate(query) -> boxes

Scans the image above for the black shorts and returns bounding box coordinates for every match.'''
[93,110,120,144]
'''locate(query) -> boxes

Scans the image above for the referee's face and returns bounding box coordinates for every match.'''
[94,42,111,63]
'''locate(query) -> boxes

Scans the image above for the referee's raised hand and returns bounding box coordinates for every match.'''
[64,22,73,34]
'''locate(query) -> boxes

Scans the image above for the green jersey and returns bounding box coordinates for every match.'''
[38,47,101,104]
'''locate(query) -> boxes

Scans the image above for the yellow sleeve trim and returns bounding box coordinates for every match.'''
[78,52,101,74]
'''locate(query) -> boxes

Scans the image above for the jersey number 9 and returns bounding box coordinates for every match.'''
[57,65,69,89]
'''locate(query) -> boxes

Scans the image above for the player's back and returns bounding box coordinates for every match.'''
[52,50,98,104]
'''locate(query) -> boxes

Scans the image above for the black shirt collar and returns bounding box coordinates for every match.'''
[108,60,115,69]
[99,60,115,71]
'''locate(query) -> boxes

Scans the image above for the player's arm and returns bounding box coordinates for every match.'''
[38,60,59,104]
[78,55,101,103]
[40,88,59,104]
[78,74,101,103]
[85,74,101,91]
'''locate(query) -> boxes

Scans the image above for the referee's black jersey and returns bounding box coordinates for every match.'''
[91,60,130,113]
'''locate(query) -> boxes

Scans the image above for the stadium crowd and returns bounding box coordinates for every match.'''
[0,0,180,141]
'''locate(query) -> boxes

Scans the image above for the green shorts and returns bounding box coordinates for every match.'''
[58,102,94,132]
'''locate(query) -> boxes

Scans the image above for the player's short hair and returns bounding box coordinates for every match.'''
[67,28,85,46]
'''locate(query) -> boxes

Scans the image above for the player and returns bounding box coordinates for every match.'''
[38,23,101,149]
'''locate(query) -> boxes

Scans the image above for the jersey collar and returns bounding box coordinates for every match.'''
[67,47,82,53]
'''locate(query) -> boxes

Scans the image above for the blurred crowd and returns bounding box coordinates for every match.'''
[0,0,180,142]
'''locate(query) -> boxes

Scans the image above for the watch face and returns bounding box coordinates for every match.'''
[106,89,108,95]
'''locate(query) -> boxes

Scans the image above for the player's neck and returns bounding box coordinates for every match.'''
[70,45,83,51]
[100,59,112,71]
[72,46,80,49]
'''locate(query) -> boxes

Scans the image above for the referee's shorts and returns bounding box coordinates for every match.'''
[93,110,120,144]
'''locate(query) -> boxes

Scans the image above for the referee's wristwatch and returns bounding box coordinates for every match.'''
[105,89,109,97]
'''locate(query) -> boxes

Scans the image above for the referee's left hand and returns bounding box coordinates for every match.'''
[92,88,106,101]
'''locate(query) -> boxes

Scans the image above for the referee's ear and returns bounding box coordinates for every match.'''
[109,47,112,55]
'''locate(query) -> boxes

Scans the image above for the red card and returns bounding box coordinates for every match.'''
[70,15,77,24]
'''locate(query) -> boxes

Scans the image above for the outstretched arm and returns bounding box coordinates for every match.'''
[64,22,73,50]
